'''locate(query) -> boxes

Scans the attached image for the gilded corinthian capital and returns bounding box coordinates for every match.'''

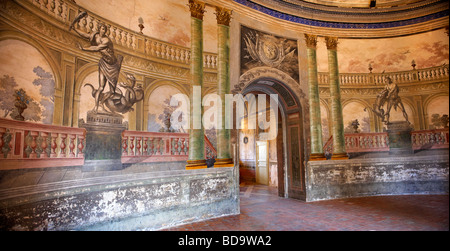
[215,7,232,26]
[325,36,339,50]
[188,0,206,20]
[304,34,318,49]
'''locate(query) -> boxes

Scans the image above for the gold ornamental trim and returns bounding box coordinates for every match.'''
[325,36,339,50]
[215,7,232,26]
[304,34,318,49]
[188,0,206,21]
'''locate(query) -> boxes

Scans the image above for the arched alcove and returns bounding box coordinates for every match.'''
[240,74,306,200]
[0,38,56,124]
[425,95,450,129]
[145,82,189,133]
[342,100,372,133]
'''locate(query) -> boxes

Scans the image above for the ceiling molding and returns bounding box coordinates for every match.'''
[212,0,449,38]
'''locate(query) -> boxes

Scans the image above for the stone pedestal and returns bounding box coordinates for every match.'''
[387,121,413,155]
[80,111,127,171]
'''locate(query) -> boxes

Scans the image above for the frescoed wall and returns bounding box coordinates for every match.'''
[240,25,299,82]
[0,0,447,153]
[316,29,449,73]
[426,95,449,129]
[0,0,448,231]
[342,101,371,133]
[75,0,218,53]
[146,84,188,133]
[316,28,448,137]
[0,39,55,124]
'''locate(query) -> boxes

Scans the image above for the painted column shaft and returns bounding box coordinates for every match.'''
[214,7,233,166]
[305,36,324,156]
[188,8,205,166]
[217,23,231,161]
[326,37,346,155]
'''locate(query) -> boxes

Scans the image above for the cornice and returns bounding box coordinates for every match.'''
[226,0,449,38]
[235,0,448,26]
[295,0,425,9]
[260,0,448,21]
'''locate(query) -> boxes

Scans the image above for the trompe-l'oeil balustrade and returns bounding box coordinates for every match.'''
[0,118,86,170]
[0,118,217,170]
[323,129,449,154]
[26,0,218,69]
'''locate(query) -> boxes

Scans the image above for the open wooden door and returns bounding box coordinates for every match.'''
[256,141,269,185]
[286,112,306,200]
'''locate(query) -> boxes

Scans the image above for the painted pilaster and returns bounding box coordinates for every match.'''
[186,0,207,169]
[305,34,326,161]
[62,52,76,127]
[325,37,348,159]
[214,7,233,167]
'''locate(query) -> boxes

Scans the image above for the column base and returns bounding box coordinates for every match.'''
[309,153,327,161]
[214,158,234,167]
[331,152,349,160]
[186,159,207,170]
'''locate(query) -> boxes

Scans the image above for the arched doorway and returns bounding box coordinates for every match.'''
[238,77,306,200]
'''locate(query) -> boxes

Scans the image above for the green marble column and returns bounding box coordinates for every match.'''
[325,37,348,159]
[305,34,326,161]
[186,0,206,169]
[214,7,233,167]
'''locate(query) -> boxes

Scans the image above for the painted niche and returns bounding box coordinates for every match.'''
[343,101,371,133]
[0,39,55,124]
[147,84,188,133]
[427,95,449,129]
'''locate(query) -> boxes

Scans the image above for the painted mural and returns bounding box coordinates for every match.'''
[75,0,218,53]
[317,28,448,140]
[427,96,449,129]
[147,85,188,133]
[75,1,448,74]
[343,102,371,133]
[240,25,299,82]
[0,40,55,124]
[316,29,449,73]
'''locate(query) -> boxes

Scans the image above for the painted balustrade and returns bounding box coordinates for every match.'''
[324,129,449,155]
[411,128,449,150]
[0,118,86,170]
[121,130,217,164]
[318,65,449,86]
[26,1,450,81]
[344,132,389,152]
[25,0,217,69]
[0,117,217,169]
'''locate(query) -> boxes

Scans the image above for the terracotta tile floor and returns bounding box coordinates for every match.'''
[164,182,449,231]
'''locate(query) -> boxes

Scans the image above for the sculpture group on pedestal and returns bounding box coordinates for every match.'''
[369,76,410,125]
[70,11,143,116]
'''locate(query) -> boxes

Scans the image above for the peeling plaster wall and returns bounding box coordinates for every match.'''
[0,167,239,231]
[306,155,449,202]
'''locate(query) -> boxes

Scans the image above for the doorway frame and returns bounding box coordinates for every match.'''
[240,78,306,200]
